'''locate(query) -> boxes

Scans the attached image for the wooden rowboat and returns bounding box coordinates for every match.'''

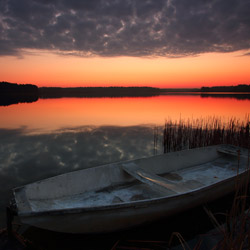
[12,144,249,234]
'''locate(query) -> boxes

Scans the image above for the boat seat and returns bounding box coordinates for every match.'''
[122,163,192,195]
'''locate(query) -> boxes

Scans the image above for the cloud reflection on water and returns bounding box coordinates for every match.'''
[0,125,158,225]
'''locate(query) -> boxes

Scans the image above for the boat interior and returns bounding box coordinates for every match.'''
[14,145,249,214]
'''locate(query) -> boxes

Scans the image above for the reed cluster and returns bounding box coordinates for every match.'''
[163,117,249,153]
[161,116,250,249]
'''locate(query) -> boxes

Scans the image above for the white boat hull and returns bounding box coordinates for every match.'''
[13,145,250,233]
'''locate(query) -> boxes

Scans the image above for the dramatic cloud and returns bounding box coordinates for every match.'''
[0,0,250,57]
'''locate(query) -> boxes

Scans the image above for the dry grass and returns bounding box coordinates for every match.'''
[160,116,250,249]
[162,116,249,153]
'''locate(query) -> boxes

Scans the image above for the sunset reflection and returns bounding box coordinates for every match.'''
[0,95,249,133]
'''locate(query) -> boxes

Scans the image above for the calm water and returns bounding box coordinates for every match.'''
[0,94,250,248]
[1,95,250,132]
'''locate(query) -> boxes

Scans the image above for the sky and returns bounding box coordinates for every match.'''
[0,0,250,88]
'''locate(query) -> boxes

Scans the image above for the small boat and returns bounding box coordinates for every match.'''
[12,144,249,234]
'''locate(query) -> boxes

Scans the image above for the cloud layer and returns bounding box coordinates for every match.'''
[0,0,250,57]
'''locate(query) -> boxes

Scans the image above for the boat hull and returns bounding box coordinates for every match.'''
[13,145,250,234]
[19,171,248,234]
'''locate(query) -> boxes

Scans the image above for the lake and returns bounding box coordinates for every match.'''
[1,94,250,132]
[0,94,250,248]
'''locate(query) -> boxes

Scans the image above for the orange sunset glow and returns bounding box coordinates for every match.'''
[1,96,249,132]
[1,0,250,88]
[2,1,250,244]
[0,50,250,88]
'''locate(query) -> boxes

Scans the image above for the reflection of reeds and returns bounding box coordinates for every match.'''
[163,116,250,153]
[153,127,159,155]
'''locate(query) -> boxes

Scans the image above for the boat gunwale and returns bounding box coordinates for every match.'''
[13,144,226,193]
[17,168,250,218]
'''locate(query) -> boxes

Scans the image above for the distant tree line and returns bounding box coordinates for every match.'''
[201,84,250,92]
[0,81,39,106]
[0,81,38,95]
[0,82,162,105]
[1,82,250,106]
[39,86,162,98]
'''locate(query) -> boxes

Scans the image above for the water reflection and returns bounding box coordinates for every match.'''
[0,125,158,227]
[1,95,250,132]
[1,94,250,228]
[201,93,250,100]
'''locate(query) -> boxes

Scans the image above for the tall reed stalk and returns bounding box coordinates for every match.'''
[161,116,250,249]
[162,116,249,153]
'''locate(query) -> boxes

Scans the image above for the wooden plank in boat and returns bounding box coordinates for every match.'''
[122,163,191,195]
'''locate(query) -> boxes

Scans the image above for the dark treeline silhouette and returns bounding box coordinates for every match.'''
[39,87,162,98]
[0,82,162,105]
[162,88,200,92]
[0,82,39,106]
[2,82,250,106]
[201,84,250,92]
